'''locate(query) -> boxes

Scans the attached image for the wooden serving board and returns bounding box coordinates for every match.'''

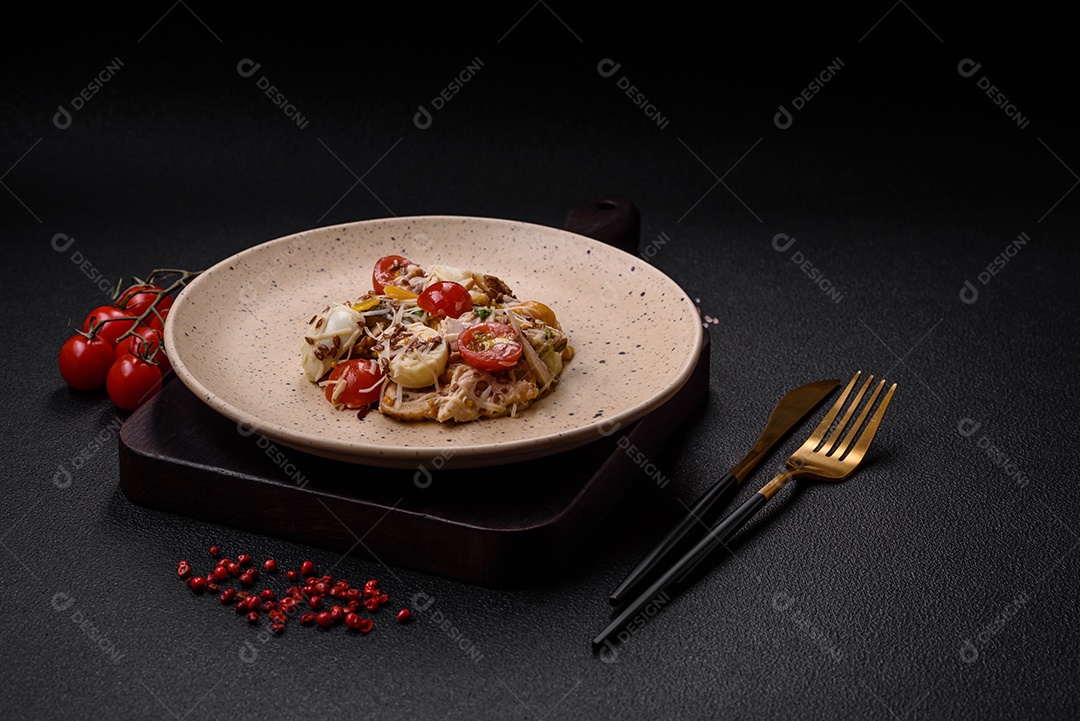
[118,197,711,587]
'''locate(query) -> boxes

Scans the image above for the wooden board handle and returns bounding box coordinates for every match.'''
[563,195,641,255]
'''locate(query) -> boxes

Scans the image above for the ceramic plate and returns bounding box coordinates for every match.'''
[165,216,703,469]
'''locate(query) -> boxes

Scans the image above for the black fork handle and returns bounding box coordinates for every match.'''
[593,488,772,652]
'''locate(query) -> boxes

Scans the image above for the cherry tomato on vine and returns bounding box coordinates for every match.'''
[372,255,413,294]
[106,354,163,411]
[58,335,116,391]
[115,327,171,374]
[82,306,138,348]
[116,284,173,317]
[418,281,472,319]
[458,322,523,372]
[142,306,170,332]
[324,359,384,408]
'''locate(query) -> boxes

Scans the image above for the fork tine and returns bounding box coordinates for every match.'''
[832,379,885,457]
[822,374,874,454]
[804,371,861,449]
[840,382,897,463]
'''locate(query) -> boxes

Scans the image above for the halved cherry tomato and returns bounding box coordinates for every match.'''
[82,306,138,348]
[116,284,173,317]
[418,281,472,319]
[58,334,116,391]
[372,255,413,294]
[325,359,384,408]
[106,353,163,410]
[458,322,523,372]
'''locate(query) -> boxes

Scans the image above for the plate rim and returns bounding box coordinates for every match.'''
[164,214,704,469]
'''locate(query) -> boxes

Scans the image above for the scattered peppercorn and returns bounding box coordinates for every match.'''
[176,554,399,639]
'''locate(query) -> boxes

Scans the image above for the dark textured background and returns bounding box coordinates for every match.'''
[4,5,1078,719]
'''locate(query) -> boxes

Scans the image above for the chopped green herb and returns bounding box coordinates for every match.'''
[475,308,492,320]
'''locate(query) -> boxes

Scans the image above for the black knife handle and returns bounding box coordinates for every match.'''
[608,472,740,606]
[673,491,767,585]
[593,491,769,652]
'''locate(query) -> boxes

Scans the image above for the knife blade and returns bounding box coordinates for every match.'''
[607,378,840,606]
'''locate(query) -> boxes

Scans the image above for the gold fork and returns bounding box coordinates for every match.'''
[745,370,898,507]
[592,371,897,652]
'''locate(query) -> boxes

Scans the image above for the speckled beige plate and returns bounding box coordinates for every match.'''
[165,216,703,469]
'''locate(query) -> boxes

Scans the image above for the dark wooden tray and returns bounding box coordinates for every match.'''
[118,197,711,587]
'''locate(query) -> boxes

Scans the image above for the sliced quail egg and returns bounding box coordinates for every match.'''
[301,304,363,382]
[388,322,448,388]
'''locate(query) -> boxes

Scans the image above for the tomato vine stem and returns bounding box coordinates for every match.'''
[86,268,204,345]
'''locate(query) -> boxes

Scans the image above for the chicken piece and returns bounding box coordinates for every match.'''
[377,384,440,421]
[379,363,539,423]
